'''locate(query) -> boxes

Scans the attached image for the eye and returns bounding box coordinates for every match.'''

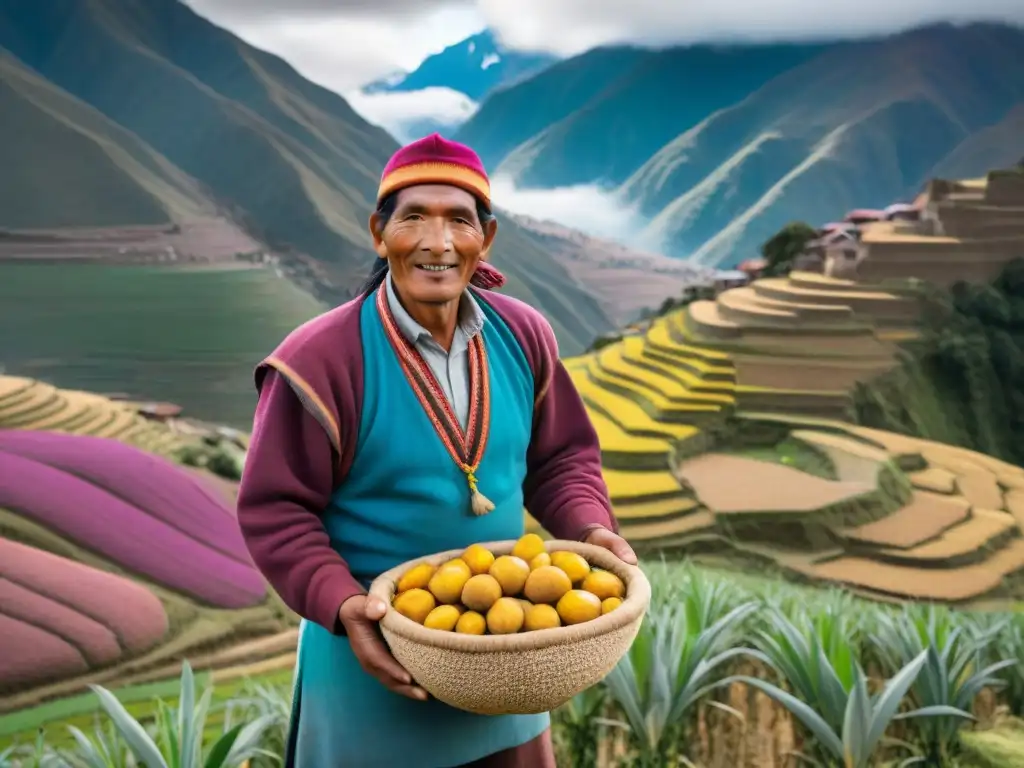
[453,217,471,225]
[404,213,424,221]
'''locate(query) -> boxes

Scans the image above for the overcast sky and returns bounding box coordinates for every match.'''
[185,0,1024,92]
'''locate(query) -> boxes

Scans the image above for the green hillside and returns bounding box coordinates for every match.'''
[0,263,327,428]
[0,50,216,229]
[0,0,614,353]
[931,104,1024,180]
[456,23,1024,268]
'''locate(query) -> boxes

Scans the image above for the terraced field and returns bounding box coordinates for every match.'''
[684,270,921,416]
[0,430,293,732]
[538,270,1024,606]
[6,263,1024,750]
[0,375,194,456]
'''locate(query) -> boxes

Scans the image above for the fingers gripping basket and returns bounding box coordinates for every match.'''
[368,539,651,716]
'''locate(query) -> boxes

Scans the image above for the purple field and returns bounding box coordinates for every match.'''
[0,538,169,689]
[0,431,249,561]
[0,449,266,608]
[0,614,88,689]
[0,578,121,666]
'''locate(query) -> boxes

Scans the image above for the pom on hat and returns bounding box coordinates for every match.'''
[378,133,491,210]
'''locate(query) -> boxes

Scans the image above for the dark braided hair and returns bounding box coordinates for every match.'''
[359,192,495,296]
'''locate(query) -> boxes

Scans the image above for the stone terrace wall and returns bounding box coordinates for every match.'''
[937,203,1024,238]
[856,237,1024,287]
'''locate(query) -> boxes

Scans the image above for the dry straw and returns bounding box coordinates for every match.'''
[369,539,651,715]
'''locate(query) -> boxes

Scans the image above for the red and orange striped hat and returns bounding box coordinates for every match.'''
[377,133,491,211]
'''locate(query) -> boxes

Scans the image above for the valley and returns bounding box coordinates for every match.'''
[2,3,1024,762]
[455,23,1024,268]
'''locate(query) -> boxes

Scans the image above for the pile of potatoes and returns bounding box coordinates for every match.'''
[391,534,626,635]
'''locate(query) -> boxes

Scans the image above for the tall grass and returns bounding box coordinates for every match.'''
[7,561,1024,767]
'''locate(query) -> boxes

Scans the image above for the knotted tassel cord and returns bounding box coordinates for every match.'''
[463,465,495,516]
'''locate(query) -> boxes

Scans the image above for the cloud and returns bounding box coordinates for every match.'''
[345,88,479,143]
[490,175,655,247]
[186,0,468,22]
[478,0,1024,56]
[185,2,483,89]
[185,0,1024,91]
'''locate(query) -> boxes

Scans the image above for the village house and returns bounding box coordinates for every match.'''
[822,167,1024,287]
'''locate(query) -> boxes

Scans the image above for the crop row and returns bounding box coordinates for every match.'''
[5,561,1022,768]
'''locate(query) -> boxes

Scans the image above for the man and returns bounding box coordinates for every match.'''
[236,133,636,767]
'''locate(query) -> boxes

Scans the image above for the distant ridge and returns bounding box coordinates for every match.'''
[456,23,1024,267]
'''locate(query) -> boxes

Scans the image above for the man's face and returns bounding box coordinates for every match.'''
[370,185,496,306]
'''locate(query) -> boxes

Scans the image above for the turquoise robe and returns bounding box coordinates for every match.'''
[289,290,550,767]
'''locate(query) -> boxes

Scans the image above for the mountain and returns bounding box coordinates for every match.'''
[364,29,557,103]
[930,104,1024,179]
[456,43,828,188]
[509,213,711,325]
[0,49,218,230]
[353,29,557,143]
[0,0,615,353]
[455,23,1024,267]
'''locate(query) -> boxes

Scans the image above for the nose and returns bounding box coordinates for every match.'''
[420,217,452,255]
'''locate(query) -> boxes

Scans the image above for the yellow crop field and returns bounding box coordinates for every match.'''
[0,375,197,457]
[587,364,728,416]
[584,409,677,455]
[611,494,700,520]
[595,346,734,405]
[553,266,1024,606]
[568,368,705,439]
[601,467,689,500]
[0,376,35,403]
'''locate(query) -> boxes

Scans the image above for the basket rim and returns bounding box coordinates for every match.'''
[369,538,651,653]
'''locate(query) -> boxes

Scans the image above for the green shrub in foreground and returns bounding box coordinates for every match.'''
[7,561,1024,767]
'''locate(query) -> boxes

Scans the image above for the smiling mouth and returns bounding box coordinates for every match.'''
[416,264,456,272]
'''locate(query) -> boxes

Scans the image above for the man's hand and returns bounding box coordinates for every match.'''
[584,526,638,565]
[339,595,428,701]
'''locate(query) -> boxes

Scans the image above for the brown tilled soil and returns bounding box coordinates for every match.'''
[677,453,873,514]
[909,467,958,493]
[792,537,1024,601]
[618,509,717,541]
[839,491,970,548]
[790,430,888,483]
[1005,490,1024,528]
[867,509,1017,562]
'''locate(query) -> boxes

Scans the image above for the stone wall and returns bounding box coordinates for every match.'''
[856,237,1024,288]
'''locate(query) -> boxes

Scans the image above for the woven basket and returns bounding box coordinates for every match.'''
[368,539,650,716]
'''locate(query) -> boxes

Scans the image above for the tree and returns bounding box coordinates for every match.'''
[760,221,817,277]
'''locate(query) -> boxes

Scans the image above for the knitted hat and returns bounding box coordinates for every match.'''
[377,133,491,211]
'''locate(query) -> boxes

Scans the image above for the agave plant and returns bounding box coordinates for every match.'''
[726,645,972,768]
[222,679,293,768]
[0,731,66,768]
[996,614,1024,716]
[551,687,609,768]
[871,604,1015,763]
[83,661,277,768]
[57,719,133,768]
[745,605,862,738]
[602,570,759,766]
